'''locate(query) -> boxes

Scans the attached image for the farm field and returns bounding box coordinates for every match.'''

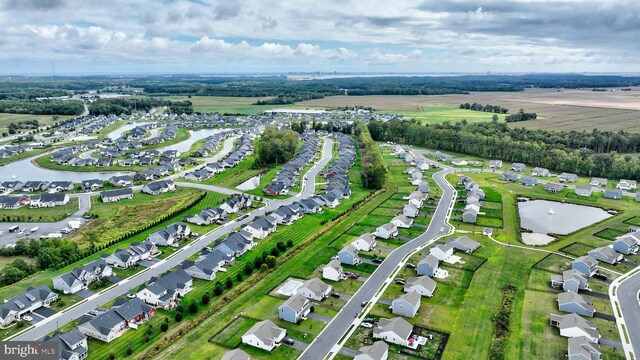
[296,88,640,132]
[0,113,73,135]
[160,96,280,114]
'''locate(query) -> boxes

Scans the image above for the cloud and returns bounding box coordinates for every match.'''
[0,0,638,73]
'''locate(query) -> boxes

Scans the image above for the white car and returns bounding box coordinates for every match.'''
[360,322,373,328]
[22,316,33,322]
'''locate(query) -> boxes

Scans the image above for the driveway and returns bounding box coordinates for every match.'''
[75,289,95,299]
[579,289,609,299]
[593,312,616,322]
[283,339,309,352]
[139,258,160,267]
[308,313,332,323]
[377,299,392,306]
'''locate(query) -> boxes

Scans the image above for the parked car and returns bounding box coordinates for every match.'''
[127,293,136,299]
[170,243,180,248]
[361,301,368,307]
[329,292,340,298]
[238,214,249,221]
[348,274,359,279]
[405,263,416,269]
[362,318,376,324]
[22,316,33,322]
[283,338,295,345]
[360,322,373,328]
[394,278,405,285]
[60,227,71,234]
[190,233,200,238]
[372,258,383,264]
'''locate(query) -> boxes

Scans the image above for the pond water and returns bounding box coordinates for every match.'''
[107,122,157,140]
[518,199,612,235]
[0,154,132,182]
[156,128,227,155]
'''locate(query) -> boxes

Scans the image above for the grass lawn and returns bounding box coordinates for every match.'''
[161,96,280,114]
[0,198,78,222]
[211,316,257,347]
[0,113,72,135]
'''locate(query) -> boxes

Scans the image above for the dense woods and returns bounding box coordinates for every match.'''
[355,123,386,189]
[253,93,327,105]
[504,109,538,122]
[0,99,84,115]
[88,98,192,115]
[255,125,299,166]
[368,120,640,180]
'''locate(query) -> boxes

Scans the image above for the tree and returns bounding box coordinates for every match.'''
[260,263,269,272]
[270,247,280,257]
[109,352,116,360]
[265,255,277,269]
[492,114,499,123]
[225,278,233,289]
[286,240,293,248]
[175,312,183,322]
[161,319,169,332]
[202,293,210,305]
[188,300,198,314]
[244,262,253,275]
[214,283,223,296]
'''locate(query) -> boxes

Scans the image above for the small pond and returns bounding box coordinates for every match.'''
[518,199,612,236]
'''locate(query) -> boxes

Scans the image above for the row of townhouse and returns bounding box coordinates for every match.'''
[1,180,75,194]
[184,132,256,181]
[184,194,252,225]
[263,133,319,196]
[0,193,70,209]
[189,129,238,157]
[458,175,486,223]
[53,259,113,294]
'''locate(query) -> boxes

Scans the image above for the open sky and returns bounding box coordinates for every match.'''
[2,0,639,74]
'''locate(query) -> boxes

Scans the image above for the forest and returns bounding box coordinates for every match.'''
[255,125,299,166]
[355,123,386,189]
[88,98,193,115]
[368,120,640,180]
[0,99,84,115]
[460,103,509,114]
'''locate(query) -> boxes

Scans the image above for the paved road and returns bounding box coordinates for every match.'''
[299,150,455,360]
[11,137,333,341]
[616,270,640,356]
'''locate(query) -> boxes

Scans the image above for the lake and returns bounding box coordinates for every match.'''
[518,199,612,235]
[156,128,227,155]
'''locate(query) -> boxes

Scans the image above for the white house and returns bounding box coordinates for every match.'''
[352,233,377,252]
[322,259,344,282]
[429,243,454,261]
[375,223,398,240]
[297,278,332,301]
[372,317,414,347]
[241,320,286,352]
[391,214,413,228]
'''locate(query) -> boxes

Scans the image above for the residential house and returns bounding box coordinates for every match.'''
[43,328,88,360]
[355,341,389,360]
[391,291,421,318]
[81,179,104,192]
[30,193,69,208]
[297,278,332,301]
[613,236,639,255]
[568,336,601,360]
[617,179,637,191]
[0,285,59,327]
[53,259,113,294]
[588,247,623,264]
[558,292,596,317]
[241,320,286,352]
[352,233,377,252]
[550,313,601,343]
[23,181,48,192]
[511,163,526,172]
[142,180,176,195]
[575,186,593,197]
[590,178,608,187]
[447,236,481,253]
[372,317,414,347]
[429,243,453,261]
[100,188,133,202]
[462,207,478,223]
[403,203,419,218]
[279,294,311,323]
[416,181,430,193]
[488,160,503,169]
[137,270,193,309]
[572,256,598,278]
[182,250,233,281]
[521,176,538,187]
[243,217,277,239]
[108,175,133,187]
[532,167,550,177]
[375,223,398,240]
[0,195,29,209]
[391,214,413,229]
[499,171,519,182]
[48,181,75,193]
[560,173,579,183]
[551,269,589,293]
[322,259,344,281]
[102,241,157,268]
[338,245,360,265]
[222,349,250,360]
[404,276,437,297]
[78,298,155,342]
[544,183,564,193]
[604,189,623,200]
[417,254,439,277]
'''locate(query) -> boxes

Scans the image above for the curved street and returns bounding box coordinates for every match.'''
[11,137,333,341]
[299,150,456,360]
[613,269,640,359]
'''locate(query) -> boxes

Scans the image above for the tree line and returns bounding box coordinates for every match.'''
[255,125,299,166]
[368,120,640,180]
[0,99,84,115]
[355,123,386,189]
[253,93,328,105]
[460,103,509,114]
[88,98,193,115]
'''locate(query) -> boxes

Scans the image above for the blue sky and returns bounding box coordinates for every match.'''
[1,0,638,74]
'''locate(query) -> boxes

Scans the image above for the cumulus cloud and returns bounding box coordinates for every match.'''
[0,0,637,73]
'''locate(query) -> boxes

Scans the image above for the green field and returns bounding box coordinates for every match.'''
[162,96,282,114]
[0,113,73,136]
